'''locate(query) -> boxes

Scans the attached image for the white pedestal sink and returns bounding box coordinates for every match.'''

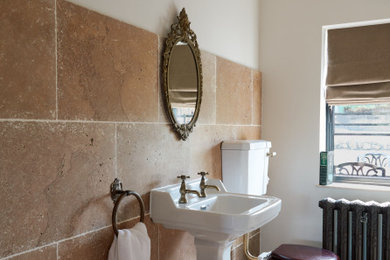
[150,178,281,260]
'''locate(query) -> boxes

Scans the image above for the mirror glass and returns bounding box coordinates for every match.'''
[162,8,202,140]
[168,42,198,125]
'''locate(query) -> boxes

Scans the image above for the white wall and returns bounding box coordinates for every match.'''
[260,0,390,251]
[66,0,260,69]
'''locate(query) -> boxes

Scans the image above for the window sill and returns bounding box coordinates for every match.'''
[316,182,390,192]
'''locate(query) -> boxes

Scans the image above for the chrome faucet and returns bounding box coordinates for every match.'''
[198,172,220,197]
[177,175,201,204]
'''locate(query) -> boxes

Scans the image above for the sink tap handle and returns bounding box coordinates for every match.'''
[197,172,209,177]
[177,175,190,181]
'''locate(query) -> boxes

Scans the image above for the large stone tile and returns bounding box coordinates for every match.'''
[231,232,260,260]
[57,0,158,122]
[248,231,260,257]
[116,123,191,221]
[216,57,252,125]
[58,226,112,260]
[237,126,261,140]
[7,245,57,260]
[189,125,224,179]
[198,51,216,125]
[231,244,246,260]
[233,236,243,249]
[58,215,157,260]
[0,0,56,119]
[252,70,262,125]
[0,122,114,257]
[158,225,196,260]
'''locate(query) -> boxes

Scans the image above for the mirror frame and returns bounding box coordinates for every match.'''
[162,8,202,141]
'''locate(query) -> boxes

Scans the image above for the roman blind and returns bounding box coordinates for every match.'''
[325,22,390,104]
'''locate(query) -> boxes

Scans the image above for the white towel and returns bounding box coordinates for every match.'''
[108,222,151,260]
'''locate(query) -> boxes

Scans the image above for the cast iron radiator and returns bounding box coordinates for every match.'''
[319,198,390,260]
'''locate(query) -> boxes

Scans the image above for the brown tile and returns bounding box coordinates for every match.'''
[116,123,191,220]
[216,57,252,125]
[237,126,261,140]
[189,125,224,179]
[0,0,56,119]
[117,123,191,190]
[232,230,259,248]
[57,0,158,121]
[158,225,196,260]
[250,228,260,237]
[7,245,57,260]
[0,122,114,257]
[231,244,246,260]
[58,215,157,260]
[232,231,260,259]
[198,51,216,125]
[248,232,260,256]
[58,226,112,260]
[233,235,244,248]
[252,70,262,125]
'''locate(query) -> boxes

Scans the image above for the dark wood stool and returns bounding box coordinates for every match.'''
[270,244,339,260]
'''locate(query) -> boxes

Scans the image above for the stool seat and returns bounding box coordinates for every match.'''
[270,244,339,260]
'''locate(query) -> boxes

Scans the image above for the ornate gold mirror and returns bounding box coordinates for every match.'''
[162,8,202,141]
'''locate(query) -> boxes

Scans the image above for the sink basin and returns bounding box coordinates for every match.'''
[187,194,269,214]
[150,178,281,260]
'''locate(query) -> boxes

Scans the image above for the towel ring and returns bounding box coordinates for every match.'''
[111,179,145,236]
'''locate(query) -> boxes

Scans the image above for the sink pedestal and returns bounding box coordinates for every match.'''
[194,238,233,260]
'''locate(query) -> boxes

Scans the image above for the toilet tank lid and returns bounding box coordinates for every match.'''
[221,140,271,150]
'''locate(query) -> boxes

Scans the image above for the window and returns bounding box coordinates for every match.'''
[322,19,390,185]
[327,103,390,185]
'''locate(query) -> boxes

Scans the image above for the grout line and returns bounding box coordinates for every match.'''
[56,242,59,260]
[55,0,58,120]
[1,242,58,260]
[197,123,262,127]
[0,118,169,125]
[214,55,218,124]
[0,118,261,127]
[157,223,160,260]
[157,37,160,122]
[213,54,217,124]
[231,231,260,250]
[54,213,150,244]
[114,123,118,178]
[260,71,263,127]
[251,69,254,125]
[250,231,260,239]
[0,214,150,260]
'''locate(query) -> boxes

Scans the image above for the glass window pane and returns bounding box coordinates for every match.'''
[332,103,390,177]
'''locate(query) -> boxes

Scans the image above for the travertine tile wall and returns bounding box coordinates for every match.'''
[0,0,262,259]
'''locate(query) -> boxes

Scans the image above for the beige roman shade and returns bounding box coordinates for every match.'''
[326,22,390,104]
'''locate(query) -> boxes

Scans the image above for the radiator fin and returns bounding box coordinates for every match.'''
[319,198,390,260]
